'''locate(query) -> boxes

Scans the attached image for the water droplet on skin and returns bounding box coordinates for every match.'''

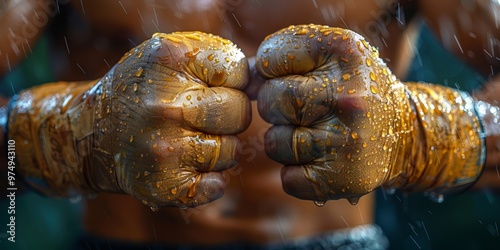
[170,187,177,195]
[143,171,150,177]
[133,83,138,92]
[203,68,208,75]
[369,71,377,81]
[370,85,378,94]
[351,131,358,140]
[342,73,350,80]
[135,67,144,77]
[186,95,191,101]
[216,96,222,103]
[207,54,215,61]
[167,146,174,152]
[129,135,134,142]
[263,59,269,68]
[347,89,356,94]
[340,57,349,63]
[313,200,326,207]
[361,40,369,49]
[337,85,344,93]
[366,58,372,67]
[147,79,153,84]
[348,197,360,205]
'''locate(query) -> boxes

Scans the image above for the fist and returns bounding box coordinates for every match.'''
[256,25,412,203]
[91,32,251,209]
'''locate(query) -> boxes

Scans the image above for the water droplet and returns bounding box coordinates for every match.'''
[129,135,134,142]
[337,85,344,93]
[203,68,208,75]
[369,135,377,141]
[167,146,174,152]
[133,83,138,92]
[369,71,377,81]
[351,131,359,140]
[427,192,444,203]
[370,85,378,94]
[207,54,215,61]
[186,95,191,101]
[361,40,369,49]
[143,171,150,177]
[313,200,326,207]
[347,89,356,94]
[263,59,269,68]
[342,73,350,80]
[135,67,144,77]
[365,58,372,67]
[147,79,153,84]
[348,197,359,205]
[340,57,349,63]
[170,187,178,195]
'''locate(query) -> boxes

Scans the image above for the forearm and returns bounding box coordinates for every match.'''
[386,82,486,196]
[7,80,100,196]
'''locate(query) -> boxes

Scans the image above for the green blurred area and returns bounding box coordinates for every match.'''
[375,22,500,250]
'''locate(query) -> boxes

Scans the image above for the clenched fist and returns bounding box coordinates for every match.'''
[255,24,484,203]
[10,32,251,209]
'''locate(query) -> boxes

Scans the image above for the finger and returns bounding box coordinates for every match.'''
[265,124,346,165]
[152,134,241,172]
[180,87,251,134]
[281,163,372,201]
[243,56,266,100]
[256,24,372,78]
[151,32,249,90]
[258,75,336,126]
[143,172,226,208]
